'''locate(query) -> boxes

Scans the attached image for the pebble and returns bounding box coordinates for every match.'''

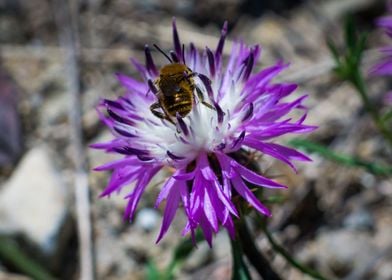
[343,208,374,231]
[0,146,68,255]
[298,229,377,278]
[135,208,160,232]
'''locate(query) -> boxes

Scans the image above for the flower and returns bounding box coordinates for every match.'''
[92,18,315,246]
[371,1,392,76]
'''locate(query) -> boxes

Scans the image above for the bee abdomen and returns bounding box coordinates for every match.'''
[167,100,192,117]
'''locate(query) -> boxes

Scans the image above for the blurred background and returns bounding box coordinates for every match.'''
[0,0,391,279]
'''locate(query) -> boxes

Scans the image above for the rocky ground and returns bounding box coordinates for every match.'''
[0,0,391,279]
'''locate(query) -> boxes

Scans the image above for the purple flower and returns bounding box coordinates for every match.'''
[371,2,392,76]
[92,18,315,246]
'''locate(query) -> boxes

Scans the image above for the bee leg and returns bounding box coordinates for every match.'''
[150,103,175,124]
[195,87,215,111]
[148,79,159,95]
[187,72,212,83]
[184,69,199,78]
[190,72,215,110]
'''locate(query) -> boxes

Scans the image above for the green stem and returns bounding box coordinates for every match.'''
[350,69,392,147]
[230,236,252,280]
[289,139,392,176]
[237,221,282,280]
[0,236,55,280]
[261,224,328,280]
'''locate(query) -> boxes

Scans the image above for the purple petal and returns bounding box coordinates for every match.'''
[241,102,254,122]
[206,47,215,77]
[206,183,228,224]
[231,175,271,216]
[103,99,124,110]
[172,17,182,59]
[255,95,308,123]
[199,215,213,247]
[216,153,236,179]
[245,61,288,93]
[116,70,147,92]
[89,138,126,151]
[189,172,204,216]
[173,170,196,180]
[170,50,179,63]
[199,74,214,99]
[231,131,246,150]
[144,45,158,76]
[370,58,392,76]
[93,157,141,171]
[100,168,139,197]
[263,142,312,162]
[107,108,135,126]
[250,121,317,140]
[189,43,198,69]
[214,102,225,124]
[113,146,149,157]
[156,181,185,243]
[155,175,177,207]
[197,153,239,217]
[203,186,219,232]
[113,126,136,138]
[267,83,298,99]
[131,58,150,81]
[223,216,236,239]
[167,150,186,161]
[212,180,238,217]
[215,21,228,62]
[242,50,255,82]
[244,139,310,172]
[124,166,161,220]
[220,153,286,188]
[176,113,189,135]
[197,153,216,181]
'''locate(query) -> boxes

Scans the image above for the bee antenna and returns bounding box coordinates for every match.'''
[153,44,173,63]
[182,44,186,64]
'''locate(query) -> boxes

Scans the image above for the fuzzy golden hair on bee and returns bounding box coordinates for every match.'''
[148,44,214,123]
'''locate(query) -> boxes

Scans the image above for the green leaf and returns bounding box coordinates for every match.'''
[146,260,162,280]
[344,16,356,52]
[382,109,392,123]
[328,15,392,147]
[260,222,328,280]
[353,33,367,62]
[326,38,340,65]
[0,235,55,280]
[230,238,252,280]
[172,230,204,263]
[262,195,286,204]
[289,139,392,176]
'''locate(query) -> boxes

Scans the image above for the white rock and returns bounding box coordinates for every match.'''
[298,229,377,278]
[135,208,160,232]
[343,208,374,231]
[0,146,68,255]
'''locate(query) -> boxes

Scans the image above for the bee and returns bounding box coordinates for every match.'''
[149,44,214,122]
